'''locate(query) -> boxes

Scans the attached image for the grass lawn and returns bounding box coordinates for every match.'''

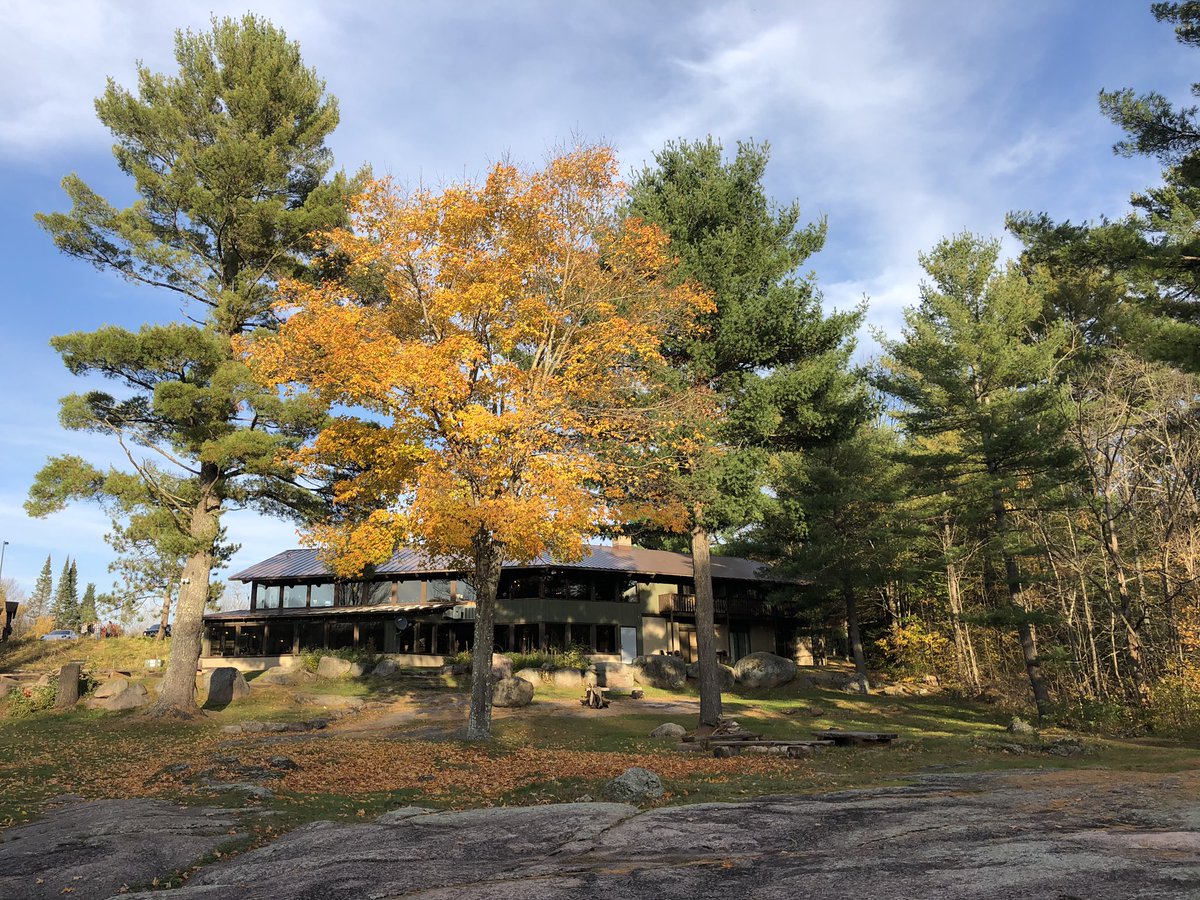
[3,666,1197,839]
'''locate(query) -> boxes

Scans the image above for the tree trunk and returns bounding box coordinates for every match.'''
[1098,500,1150,700]
[842,580,869,684]
[991,487,1052,717]
[691,516,722,728]
[146,476,220,717]
[157,585,172,643]
[465,532,505,741]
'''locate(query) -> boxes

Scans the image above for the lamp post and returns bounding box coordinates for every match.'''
[0,540,7,584]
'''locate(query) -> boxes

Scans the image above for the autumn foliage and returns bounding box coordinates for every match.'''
[244,146,710,736]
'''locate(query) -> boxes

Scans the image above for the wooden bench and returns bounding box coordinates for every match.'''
[812,729,899,746]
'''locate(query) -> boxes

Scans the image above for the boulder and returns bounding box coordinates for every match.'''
[254,666,316,687]
[348,661,368,677]
[631,655,687,691]
[0,679,15,699]
[649,723,687,739]
[99,682,150,711]
[201,667,250,708]
[602,766,664,803]
[93,677,130,700]
[685,662,736,691]
[317,656,354,679]
[513,667,545,684]
[843,674,871,695]
[733,652,798,689]
[491,654,514,681]
[551,668,584,688]
[372,658,400,678]
[595,661,636,688]
[491,676,534,708]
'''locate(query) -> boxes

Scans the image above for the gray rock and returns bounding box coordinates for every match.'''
[0,678,14,698]
[733,652,798,689]
[551,668,584,687]
[649,722,687,739]
[513,667,545,684]
[348,661,367,677]
[316,656,354,679]
[96,681,150,711]
[201,667,250,709]
[631,655,687,691]
[254,666,316,687]
[602,766,665,803]
[843,673,871,695]
[491,676,534,707]
[83,772,1200,900]
[595,661,636,688]
[92,677,129,700]
[491,653,513,680]
[0,798,239,900]
[685,661,736,690]
[375,806,437,825]
[372,658,399,677]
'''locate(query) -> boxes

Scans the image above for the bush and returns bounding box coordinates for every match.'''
[450,643,593,672]
[1148,669,1200,738]
[298,646,379,673]
[6,684,57,718]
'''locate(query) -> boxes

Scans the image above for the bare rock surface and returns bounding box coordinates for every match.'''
[732,651,798,689]
[0,798,239,900]
[631,654,687,690]
[108,769,1200,899]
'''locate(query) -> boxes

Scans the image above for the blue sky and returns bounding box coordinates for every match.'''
[0,1,1185,613]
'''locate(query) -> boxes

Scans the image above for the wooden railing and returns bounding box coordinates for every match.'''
[660,593,772,617]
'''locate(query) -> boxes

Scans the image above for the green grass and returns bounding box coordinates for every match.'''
[1,670,1197,833]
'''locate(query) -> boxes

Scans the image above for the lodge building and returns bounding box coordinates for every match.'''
[201,542,809,669]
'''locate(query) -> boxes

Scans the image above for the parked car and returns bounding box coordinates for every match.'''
[143,623,172,638]
[40,629,79,641]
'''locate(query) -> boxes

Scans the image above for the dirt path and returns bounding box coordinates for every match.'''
[4,768,1197,899]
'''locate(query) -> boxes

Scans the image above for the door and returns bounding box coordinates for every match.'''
[620,626,638,663]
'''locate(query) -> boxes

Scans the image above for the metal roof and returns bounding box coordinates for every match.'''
[231,544,773,584]
[205,602,456,622]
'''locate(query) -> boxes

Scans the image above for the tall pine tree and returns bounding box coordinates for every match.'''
[51,558,80,631]
[628,138,864,726]
[28,555,53,620]
[79,582,98,630]
[25,16,351,715]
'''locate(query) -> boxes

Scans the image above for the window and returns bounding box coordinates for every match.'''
[593,575,643,603]
[310,583,334,608]
[396,580,421,603]
[544,572,591,601]
[502,573,542,599]
[257,585,281,610]
[366,581,394,605]
[454,579,476,601]
[425,578,452,601]
[283,584,308,608]
[595,624,617,653]
[266,623,293,655]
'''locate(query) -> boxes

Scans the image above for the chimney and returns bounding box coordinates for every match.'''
[612,536,633,549]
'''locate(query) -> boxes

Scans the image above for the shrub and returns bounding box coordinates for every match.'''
[451,643,593,672]
[298,646,379,673]
[1148,668,1200,738]
[7,684,57,718]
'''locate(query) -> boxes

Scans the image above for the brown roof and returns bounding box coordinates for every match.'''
[231,545,773,584]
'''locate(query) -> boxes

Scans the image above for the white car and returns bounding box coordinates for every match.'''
[40,629,79,641]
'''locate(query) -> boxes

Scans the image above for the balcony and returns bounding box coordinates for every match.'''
[660,593,772,618]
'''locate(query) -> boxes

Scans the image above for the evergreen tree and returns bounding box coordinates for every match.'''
[51,558,80,631]
[79,582,98,629]
[628,137,864,725]
[28,555,53,620]
[25,16,351,716]
[874,234,1079,717]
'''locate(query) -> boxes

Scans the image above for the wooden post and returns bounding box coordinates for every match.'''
[234,624,243,657]
[589,623,598,652]
[292,621,300,656]
[564,622,572,648]
[538,621,546,651]
[54,662,81,709]
[431,622,439,656]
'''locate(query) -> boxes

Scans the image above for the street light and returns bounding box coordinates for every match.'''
[0,540,8,584]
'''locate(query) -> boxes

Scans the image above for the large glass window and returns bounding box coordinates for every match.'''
[454,579,475,601]
[502,573,542,599]
[544,572,591,601]
[310,583,334,607]
[425,578,452,601]
[367,581,394,605]
[266,622,294,655]
[359,619,385,654]
[595,624,617,653]
[593,575,642,603]
[396,580,421,603]
[328,620,354,650]
[237,625,264,656]
[298,619,326,651]
[283,584,308,608]
[257,585,281,610]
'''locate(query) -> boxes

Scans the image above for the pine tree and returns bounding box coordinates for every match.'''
[28,555,53,619]
[79,582,98,630]
[627,137,864,726]
[874,234,1079,717]
[51,558,80,631]
[25,16,352,715]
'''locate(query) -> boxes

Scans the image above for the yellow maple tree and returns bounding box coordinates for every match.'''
[243,146,712,738]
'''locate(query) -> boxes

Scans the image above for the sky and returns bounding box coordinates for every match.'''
[0,0,1186,615]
